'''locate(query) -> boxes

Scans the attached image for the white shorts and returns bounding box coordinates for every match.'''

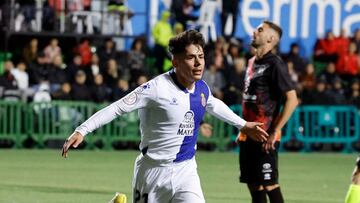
[132,154,205,203]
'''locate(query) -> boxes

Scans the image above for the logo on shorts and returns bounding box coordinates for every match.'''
[177,111,195,136]
[264,173,271,180]
[262,163,272,173]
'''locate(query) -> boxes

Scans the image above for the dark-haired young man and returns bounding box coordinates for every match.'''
[238,21,298,203]
[62,30,268,203]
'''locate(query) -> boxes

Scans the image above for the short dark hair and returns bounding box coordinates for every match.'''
[263,20,282,39]
[168,30,205,56]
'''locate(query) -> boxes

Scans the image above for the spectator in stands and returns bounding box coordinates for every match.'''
[97,38,117,71]
[88,53,100,76]
[91,74,110,103]
[75,39,92,66]
[298,63,316,104]
[308,77,336,105]
[33,81,51,103]
[314,31,338,63]
[11,61,29,91]
[48,55,68,92]
[28,51,51,86]
[170,0,201,29]
[135,74,148,87]
[220,0,240,40]
[173,22,184,35]
[71,70,91,101]
[128,37,147,85]
[202,51,225,100]
[330,76,346,105]
[43,38,62,64]
[222,57,245,105]
[224,38,241,69]
[112,78,131,101]
[23,38,38,65]
[0,60,18,90]
[299,63,316,90]
[0,60,21,100]
[11,61,32,102]
[66,54,83,84]
[336,29,350,56]
[348,79,360,109]
[205,36,227,65]
[317,62,339,89]
[284,43,307,73]
[336,42,359,81]
[51,82,72,100]
[152,10,173,74]
[351,29,360,55]
[287,61,299,86]
[103,59,120,89]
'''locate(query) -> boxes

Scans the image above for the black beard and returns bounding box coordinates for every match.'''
[251,41,259,48]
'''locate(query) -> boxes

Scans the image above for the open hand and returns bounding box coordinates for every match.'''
[61,132,84,158]
[240,122,268,142]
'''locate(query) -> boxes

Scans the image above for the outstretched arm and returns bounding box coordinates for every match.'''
[61,82,156,158]
[62,132,84,158]
[206,95,268,142]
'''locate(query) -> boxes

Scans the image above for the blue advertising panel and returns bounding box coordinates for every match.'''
[129,0,360,58]
[236,0,360,57]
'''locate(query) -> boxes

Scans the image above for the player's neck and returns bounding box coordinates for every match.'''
[255,46,272,59]
[176,74,195,91]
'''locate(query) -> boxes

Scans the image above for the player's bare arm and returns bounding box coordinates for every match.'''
[263,90,298,153]
[62,131,84,158]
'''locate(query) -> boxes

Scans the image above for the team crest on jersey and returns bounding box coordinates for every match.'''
[201,93,206,107]
[123,92,137,105]
[177,111,195,136]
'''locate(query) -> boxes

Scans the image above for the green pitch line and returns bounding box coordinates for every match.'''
[0,150,356,203]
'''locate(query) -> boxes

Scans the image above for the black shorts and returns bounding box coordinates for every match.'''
[239,139,280,186]
[356,155,360,168]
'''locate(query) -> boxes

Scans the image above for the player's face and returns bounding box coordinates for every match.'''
[251,23,270,48]
[174,44,205,87]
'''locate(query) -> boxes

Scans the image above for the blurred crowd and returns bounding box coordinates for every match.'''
[1,0,360,109]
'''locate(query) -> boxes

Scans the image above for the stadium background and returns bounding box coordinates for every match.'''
[0,0,360,202]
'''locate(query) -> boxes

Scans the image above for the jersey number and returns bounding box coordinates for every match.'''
[134,189,148,203]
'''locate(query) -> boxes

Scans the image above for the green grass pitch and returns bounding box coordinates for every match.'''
[0,149,356,203]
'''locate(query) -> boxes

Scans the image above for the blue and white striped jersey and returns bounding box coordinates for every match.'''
[75,70,246,163]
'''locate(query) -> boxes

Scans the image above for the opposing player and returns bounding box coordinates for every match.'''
[62,30,268,203]
[345,156,360,203]
[238,21,298,203]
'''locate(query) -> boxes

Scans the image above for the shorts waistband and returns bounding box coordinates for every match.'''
[140,154,194,167]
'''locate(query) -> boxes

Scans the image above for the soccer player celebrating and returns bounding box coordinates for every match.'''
[237,21,298,203]
[345,156,360,203]
[62,30,268,203]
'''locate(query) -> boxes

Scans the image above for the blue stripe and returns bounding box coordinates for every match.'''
[174,80,210,162]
